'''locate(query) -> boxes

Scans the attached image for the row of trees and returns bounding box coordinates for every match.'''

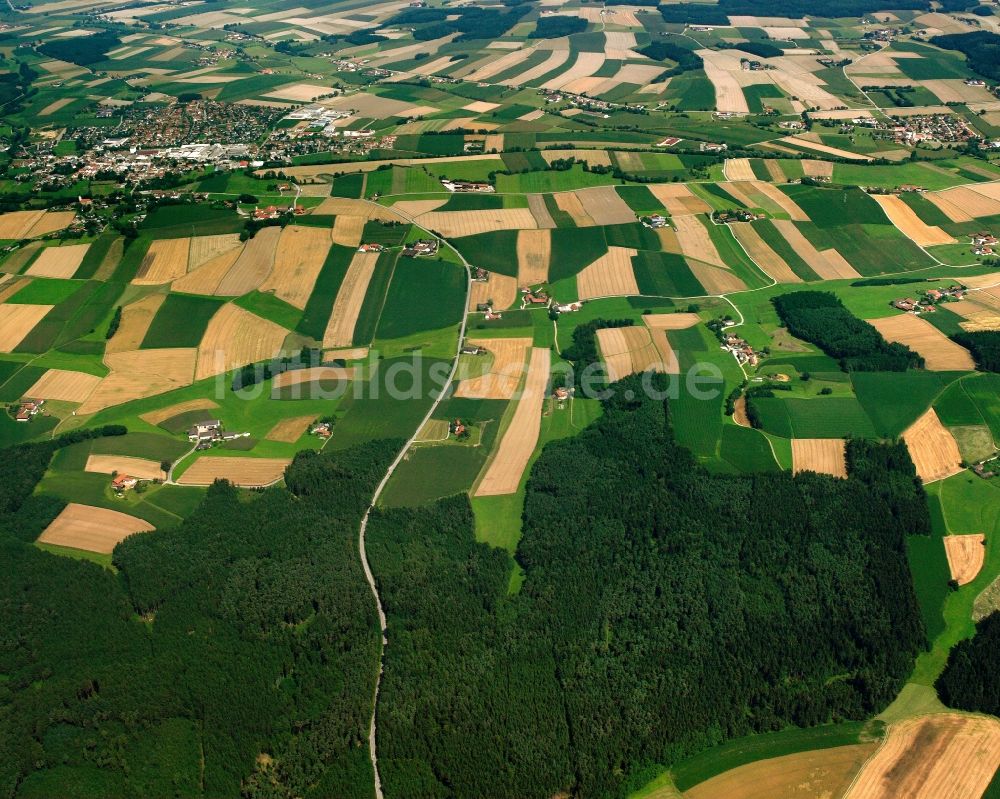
[367,374,928,799]
[773,291,924,371]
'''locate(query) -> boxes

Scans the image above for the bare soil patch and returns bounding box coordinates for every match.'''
[259,225,332,309]
[945,534,986,586]
[903,408,964,484]
[85,454,165,480]
[26,368,101,403]
[792,438,847,477]
[475,347,549,496]
[195,304,289,381]
[870,314,974,371]
[38,502,154,554]
[455,337,532,400]
[25,243,90,278]
[516,229,550,286]
[177,456,291,487]
[845,713,1000,799]
[322,251,381,349]
[577,246,639,300]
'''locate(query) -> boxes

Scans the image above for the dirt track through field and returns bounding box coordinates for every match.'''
[844,713,1000,799]
[133,238,190,285]
[469,271,518,311]
[517,229,550,285]
[81,348,197,413]
[259,225,332,308]
[475,347,549,496]
[323,251,381,349]
[686,743,876,799]
[177,456,291,487]
[576,247,639,300]
[265,415,316,442]
[771,220,859,279]
[792,438,847,477]
[944,534,986,586]
[85,454,165,480]
[215,225,281,295]
[870,314,974,371]
[0,304,52,352]
[195,303,289,381]
[455,337,531,400]
[26,369,101,402]
[26,243,90,278]
[731,223,801,283]
[871,194,955,246]
[139,397,219,425]
[596,326,661,381]
[903,408,964,484]
[38,502,154,554]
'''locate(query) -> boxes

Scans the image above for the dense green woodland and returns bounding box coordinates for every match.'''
[0,439,401,799]
[368,376,928,798]
[936,612,1000,717]
[952,331,1000,373]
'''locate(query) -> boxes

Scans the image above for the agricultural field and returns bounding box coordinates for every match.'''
[6,1,1000,797]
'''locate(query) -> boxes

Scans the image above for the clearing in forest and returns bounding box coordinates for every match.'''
[869,314,974,371]
[596,326,662,382]
[177,456,291,487]
[944,534,986,586]
[844,713,1000,799]
[195,304,289,381]
[38,502,154,554]
[902,408,964,484]
[455,337,532,400]
[576,247,639,300]
[791,438,847,478]
[475,347,550,496]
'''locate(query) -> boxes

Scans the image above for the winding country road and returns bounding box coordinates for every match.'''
[353,198,473,798]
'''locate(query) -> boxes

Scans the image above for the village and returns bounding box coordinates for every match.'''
[891,284,967,314]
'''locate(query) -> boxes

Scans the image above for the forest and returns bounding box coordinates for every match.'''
[935,612,1000,716]
[933,31,1000,81]
[952,330,1000,372]
[773,291,924,371]
[0,437,401,799]
[658,0,925,24]
[367,375,928,799]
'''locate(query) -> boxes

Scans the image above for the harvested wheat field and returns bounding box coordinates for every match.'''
[215,225,281,295]
[931,186,1000,220]
[903,408,964,484]
[107,294,165,353]
[258,225,331,308]
[673,216,726,268]
[475,347,549,496]
[844,713,1000,799]
[0,303,52,352]
[272,365,354,387]
[139,398,219,426]
[195,304,289,381]
[133,238,190,285]
[391,198,446,218]
[802,159,835,178]
[25,243,90,278]
[686,743,876,799]
[643,311,700,370]
[725,158,756,181]
[332,214,366,247]
[517,229,550,285]
[749,181,810,222]
[313,197,407,222]
[25,368,102,403]
[85,454,165,480]
[576,186,636,225]
[469,271,518,311]
[870,314,974,371]
[188,233,242,270]
[418,208,537,238]
[733,396,750,427]
[1,242,42,274]
[771,220,860,279]
[925,191,975,223]
[871,194,955,246]
[323,251,380,349]
[553,192,596,226]
[792,438,847,477]
[647,183,712,216]
[688,260,747,295]
[172,246,243,295]
[596,325,662,381]
[577,247,639,300]
[177,456,291,487]
[80,348,197,413]
[26,211,77,237]
[455,337,531,399]
[527,194,557,229]
[324,346,369,361]
[944,534,986,586]
[0,210,76,239]
[731,223,801,283]
[38,502,154,554]
[265,415,316,443]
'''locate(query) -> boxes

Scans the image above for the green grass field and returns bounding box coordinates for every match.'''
[295,244,355,342]
[375,257,465,340]
[141,294,225,349]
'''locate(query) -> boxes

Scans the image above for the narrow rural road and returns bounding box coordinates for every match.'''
[353,197,473,798]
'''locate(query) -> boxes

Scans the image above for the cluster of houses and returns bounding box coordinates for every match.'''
[186,420,250,449]
[721,333,761,367]
[642,214,669,229]
[892,285,966,313]
[252,204,306,220]
[441,179,494,193]
[358,243,386,253]
[713,208,764,224]
[972,232,998,257]
[13,398,44,423]
[310,421,333,439]
[402,239,439,257]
